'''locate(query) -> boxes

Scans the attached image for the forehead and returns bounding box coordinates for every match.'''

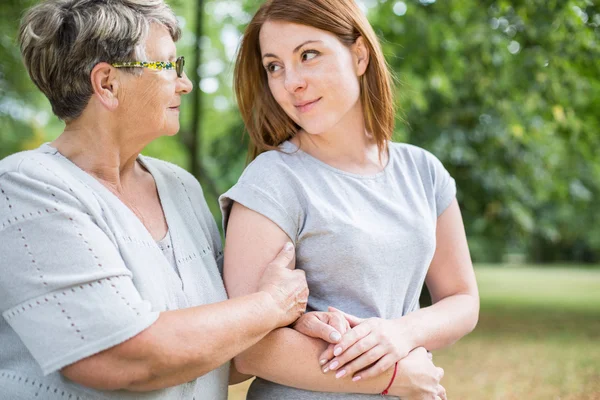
[259,20,339,54]
[144,23,176,59]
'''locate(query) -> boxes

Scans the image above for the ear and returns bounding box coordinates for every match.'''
[352,36,370,77]
[90,62,120,111]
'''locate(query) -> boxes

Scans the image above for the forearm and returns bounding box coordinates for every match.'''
[236,327,394,394]
[63,292,277,391]
[398,292,479,352]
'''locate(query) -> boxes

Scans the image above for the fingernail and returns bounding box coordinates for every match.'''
[329,361,339,370]
[334,347,342,356]
[319,359,328,366]
[323,366,329,373]
[335,369,346,379]
[284,242,294,251]
[329,331,341,342]
[352,376,362,382]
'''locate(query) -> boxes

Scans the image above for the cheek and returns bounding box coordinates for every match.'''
[138,80,166,112]
[268,79,289,108]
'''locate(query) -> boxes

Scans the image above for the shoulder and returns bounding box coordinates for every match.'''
[389,142,449,174]
[141,155,205,197]
[0,147,80,194]
[238,145,304,187]
[389,142,439,164]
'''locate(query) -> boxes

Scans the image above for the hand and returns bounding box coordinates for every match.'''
[389,347,446,400]
[292,307,352,347]
[257,242,309,327]
[321,316,414,381]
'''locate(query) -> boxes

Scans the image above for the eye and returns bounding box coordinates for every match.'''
[265,63,282,73]
[301,50,320,62]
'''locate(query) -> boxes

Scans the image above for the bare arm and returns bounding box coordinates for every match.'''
[62,243,308,392]
[224,202,436,395]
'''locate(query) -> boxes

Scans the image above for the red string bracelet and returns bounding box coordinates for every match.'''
[381,362,398,396]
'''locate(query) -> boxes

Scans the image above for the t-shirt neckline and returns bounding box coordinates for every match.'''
[280,140,392,180]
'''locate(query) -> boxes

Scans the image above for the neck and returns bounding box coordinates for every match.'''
[52,118,146,189]
[296,101,386,171]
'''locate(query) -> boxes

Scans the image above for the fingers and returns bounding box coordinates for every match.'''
[323,334,377,374]
[437,367,445,380]
[269,242,295,269]
[319,343,336,366]
[438,384,448,400]
[328,306,364,327]
[330,322,372,359]
[351,352,397,381]
[334,345,386,381]
[326,311,350,339]
[295,313,342,344]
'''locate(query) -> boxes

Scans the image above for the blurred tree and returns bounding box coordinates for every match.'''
[367,0,600,262]
[1,0,598,263]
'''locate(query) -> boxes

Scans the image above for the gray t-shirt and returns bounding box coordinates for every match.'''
[220,141,456,399]
[0,144,229,400]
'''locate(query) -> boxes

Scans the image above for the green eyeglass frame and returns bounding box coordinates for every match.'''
[111,56,185,78]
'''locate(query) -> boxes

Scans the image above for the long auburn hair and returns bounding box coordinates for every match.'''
[234,0,395,161]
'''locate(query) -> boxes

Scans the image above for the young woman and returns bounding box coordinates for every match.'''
[220,0,479,398]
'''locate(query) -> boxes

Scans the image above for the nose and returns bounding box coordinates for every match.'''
[283,66,306,93]
[177,71,193,94]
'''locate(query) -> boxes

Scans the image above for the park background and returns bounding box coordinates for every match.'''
[1,0,599,398]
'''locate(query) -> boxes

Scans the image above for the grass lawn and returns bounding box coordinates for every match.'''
[228,265,600,400]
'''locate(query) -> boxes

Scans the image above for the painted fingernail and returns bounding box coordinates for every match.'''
[323,366,329,373]
[334,347,342,356]
[330,331,341,342]
[335,369,346,379]
[352,376,362,382]
[284,242,294,251]
[319,359,328,366]
[329,361,339,370]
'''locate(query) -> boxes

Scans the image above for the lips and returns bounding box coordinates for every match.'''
[294,97,321,112]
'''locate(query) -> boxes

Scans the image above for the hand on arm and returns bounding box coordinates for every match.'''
[62,243,308,391]
[224,203,446,397]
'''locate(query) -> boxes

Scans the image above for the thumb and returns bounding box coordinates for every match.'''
[270,242,295,270]
[296,315,342,344]
[328,306,364,327]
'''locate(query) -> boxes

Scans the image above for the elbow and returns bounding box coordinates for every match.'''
[466,292,480,334]
[234,349,260,376]
[234,352,253,376]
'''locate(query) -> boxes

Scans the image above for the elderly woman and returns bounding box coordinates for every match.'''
[0,1,311,399]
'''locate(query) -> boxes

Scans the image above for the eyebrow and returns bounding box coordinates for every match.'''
[262,40,323,60]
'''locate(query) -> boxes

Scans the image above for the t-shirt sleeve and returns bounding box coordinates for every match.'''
[422,148,457,217]
[0,168,159,376]
[219,154,303,242]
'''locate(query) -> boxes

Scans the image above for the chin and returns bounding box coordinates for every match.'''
[299,121,333,136]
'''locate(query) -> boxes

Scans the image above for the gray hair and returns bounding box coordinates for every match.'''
[18,0,181,121]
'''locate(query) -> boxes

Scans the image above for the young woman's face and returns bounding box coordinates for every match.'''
[259,21,368,136]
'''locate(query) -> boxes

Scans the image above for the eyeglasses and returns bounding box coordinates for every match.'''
[111,56,185,78]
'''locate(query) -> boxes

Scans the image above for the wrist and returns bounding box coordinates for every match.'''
[381,362,398,395]
[255,290,282,330]
[393,316,420,351]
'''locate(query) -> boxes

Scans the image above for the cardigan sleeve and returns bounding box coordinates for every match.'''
[0,166,158,375]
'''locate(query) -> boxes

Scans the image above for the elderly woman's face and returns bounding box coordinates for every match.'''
[118,24,192,139]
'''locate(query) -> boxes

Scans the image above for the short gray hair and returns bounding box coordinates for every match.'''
[18,0,181,121]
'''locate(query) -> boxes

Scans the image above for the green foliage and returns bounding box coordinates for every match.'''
[1,0,599,263]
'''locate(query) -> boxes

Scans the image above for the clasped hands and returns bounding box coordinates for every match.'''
[293,307,447,400]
